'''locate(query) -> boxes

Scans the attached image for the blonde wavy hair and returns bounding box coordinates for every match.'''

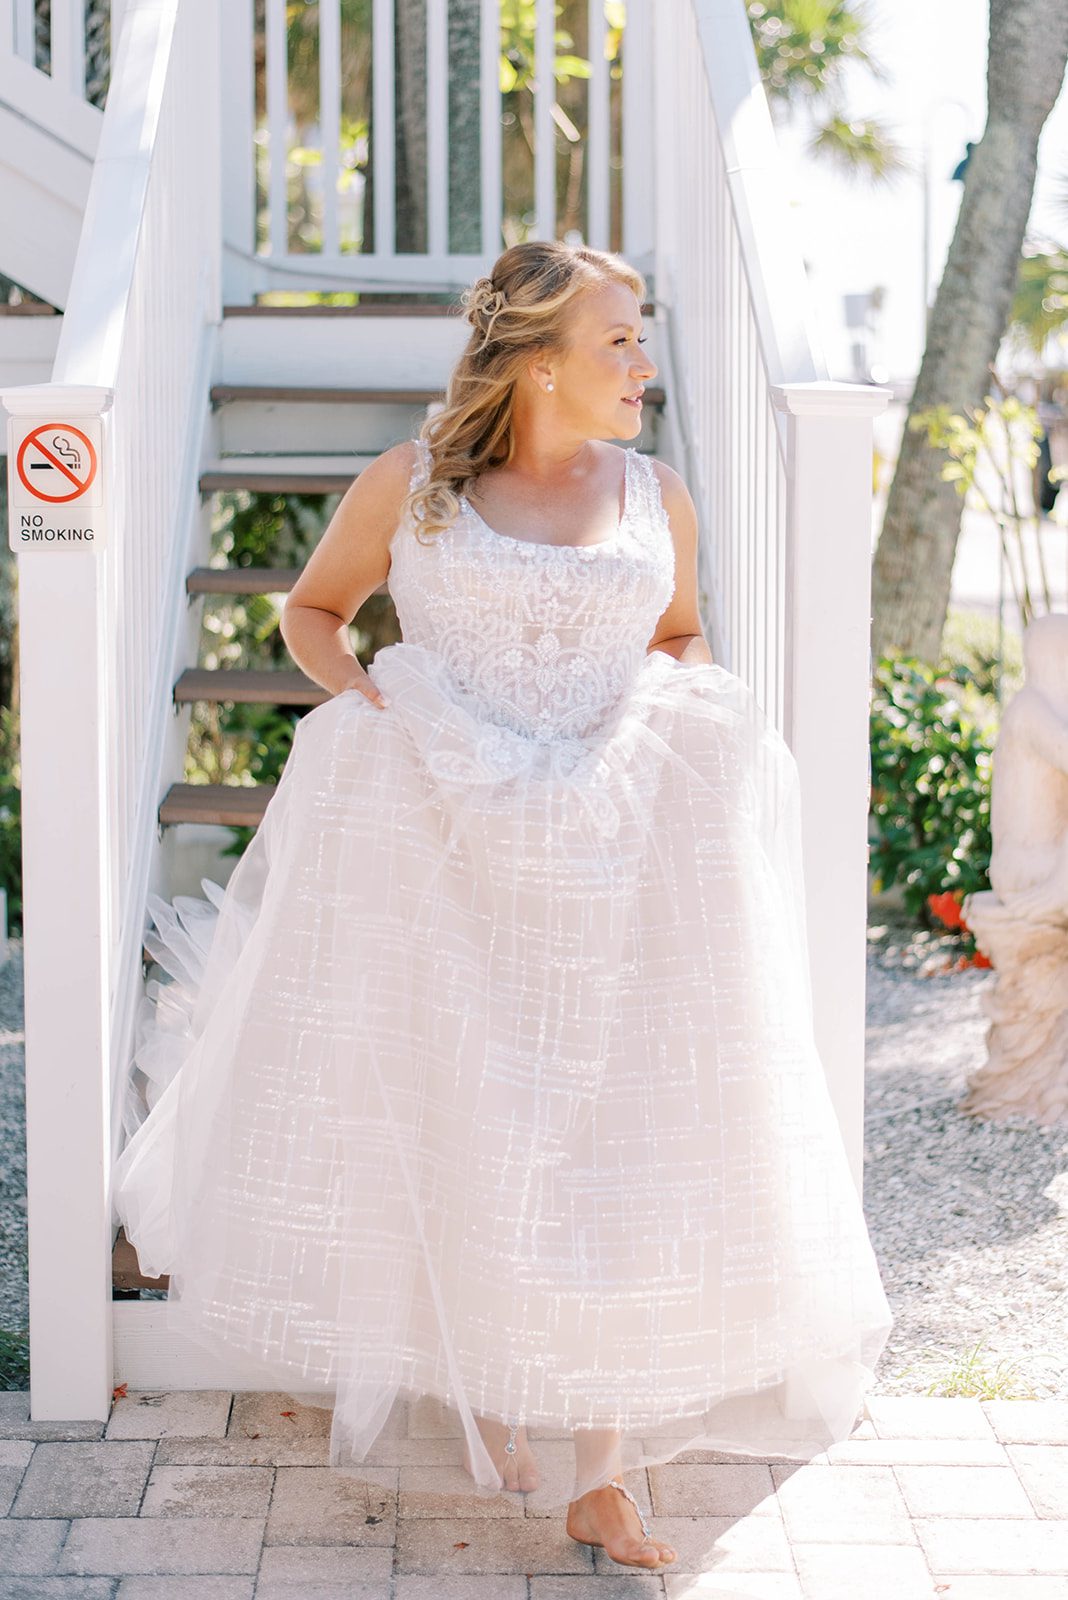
[404,241,647,543]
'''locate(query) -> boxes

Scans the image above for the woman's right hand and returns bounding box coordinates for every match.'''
[335,664,390,710]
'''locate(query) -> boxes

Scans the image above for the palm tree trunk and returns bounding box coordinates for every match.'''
[394,0,427,254]
[449,0,484,255]
[870,0,1068,666]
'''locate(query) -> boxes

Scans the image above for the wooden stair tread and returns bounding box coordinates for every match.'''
[200,469,356,494]
[174,668,329,705]
[222,299,656,318]
[199,454,372,495]
[158,782,274,828]
[187,565,301,594]
[211,384,441,406]
[210,381,667,407]
[222,303,459,317]
[185,566,388,596]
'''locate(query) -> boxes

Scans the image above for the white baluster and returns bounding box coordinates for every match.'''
[319,0,341,256]
[533,0,554,239]
[426,0,447,259]
[372,0,395,258]
[586,0,609,249]
[480,0,502,263]
[265,0,289,259]
[49,0,85,97]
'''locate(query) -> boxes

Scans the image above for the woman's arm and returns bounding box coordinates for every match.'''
[645,458,715,667]
[279,439,418,707]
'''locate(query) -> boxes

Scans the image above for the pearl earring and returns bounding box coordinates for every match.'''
[546,382,554,392]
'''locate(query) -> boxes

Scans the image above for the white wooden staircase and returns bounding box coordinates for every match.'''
[2,0,889,1415]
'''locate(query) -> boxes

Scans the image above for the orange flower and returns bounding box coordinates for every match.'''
[927,890,965,930]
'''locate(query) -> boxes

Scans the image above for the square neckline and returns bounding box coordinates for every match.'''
[459,445,634,553]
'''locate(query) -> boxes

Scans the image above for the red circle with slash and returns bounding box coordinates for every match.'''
[16,424,99,504]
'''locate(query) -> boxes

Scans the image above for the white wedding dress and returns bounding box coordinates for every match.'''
[112,435,893,1507]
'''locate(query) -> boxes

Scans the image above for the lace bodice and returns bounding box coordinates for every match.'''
[387,439,676,744]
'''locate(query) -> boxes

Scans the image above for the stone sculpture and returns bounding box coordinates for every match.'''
[960,612,1068,1125]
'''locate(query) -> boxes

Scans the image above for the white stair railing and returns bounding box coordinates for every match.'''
[655,0,891,1192]
[0,0,111,146]
[0,1,116,302]
[1,0,219,1422]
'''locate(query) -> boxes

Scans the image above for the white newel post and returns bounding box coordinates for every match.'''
[2,383,116,1421]
[771,380,891,1199]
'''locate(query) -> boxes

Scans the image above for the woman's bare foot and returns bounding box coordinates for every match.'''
[461,1418,539,1492]
[566,1477,677,1569]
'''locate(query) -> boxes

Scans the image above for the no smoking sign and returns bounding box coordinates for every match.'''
[14,422,101,506]
[8,416,105,550]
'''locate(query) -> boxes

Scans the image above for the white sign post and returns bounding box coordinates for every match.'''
[1,382,114,1425]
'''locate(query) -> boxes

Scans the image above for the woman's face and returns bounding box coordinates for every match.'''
[535,280,658,440]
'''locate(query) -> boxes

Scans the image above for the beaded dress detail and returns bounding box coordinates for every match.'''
[112,436,893,1508]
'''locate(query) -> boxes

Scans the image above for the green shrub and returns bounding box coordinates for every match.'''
[869,653,993,927]
[0,1324,29,1389]
[0,706,21,937]
[940,605,1024,720]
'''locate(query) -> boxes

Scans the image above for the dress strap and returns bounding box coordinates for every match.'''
[627,448,671,550]
[408,435,432,493]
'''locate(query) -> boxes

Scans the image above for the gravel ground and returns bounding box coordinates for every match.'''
[865,913,1068,1401]
[1,925,1065,1399]
[0,939,27,1370]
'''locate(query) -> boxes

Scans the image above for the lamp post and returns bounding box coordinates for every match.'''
[921,97,974,337]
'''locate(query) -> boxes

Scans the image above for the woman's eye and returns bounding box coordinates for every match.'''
[615,336,647,345]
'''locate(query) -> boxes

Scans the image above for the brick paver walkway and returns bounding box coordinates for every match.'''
[1,1390,1067,1597]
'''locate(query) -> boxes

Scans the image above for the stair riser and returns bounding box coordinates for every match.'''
[216,398,436,456]
[215,398,662,460]
[219,314,470,388]
[218,310,660,389]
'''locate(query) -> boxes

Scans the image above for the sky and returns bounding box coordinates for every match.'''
[773,0,1068,384]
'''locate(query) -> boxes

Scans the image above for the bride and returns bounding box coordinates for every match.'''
[113,239,894,1574]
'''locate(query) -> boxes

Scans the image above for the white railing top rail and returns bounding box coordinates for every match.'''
[691,0,827,393]
[51,2,174,387]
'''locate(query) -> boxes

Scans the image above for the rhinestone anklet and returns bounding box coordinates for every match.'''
[608,1477,653,1545]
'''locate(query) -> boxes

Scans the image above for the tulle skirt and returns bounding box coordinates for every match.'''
[111,641,894,1509]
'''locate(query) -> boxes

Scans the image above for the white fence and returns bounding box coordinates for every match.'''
[2,0,219,1421]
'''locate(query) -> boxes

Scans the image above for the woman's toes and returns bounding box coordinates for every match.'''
[605,1537,657,1569]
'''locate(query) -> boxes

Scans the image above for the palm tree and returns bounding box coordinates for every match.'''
[749,0,906,182]
[870,1,1068,665]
